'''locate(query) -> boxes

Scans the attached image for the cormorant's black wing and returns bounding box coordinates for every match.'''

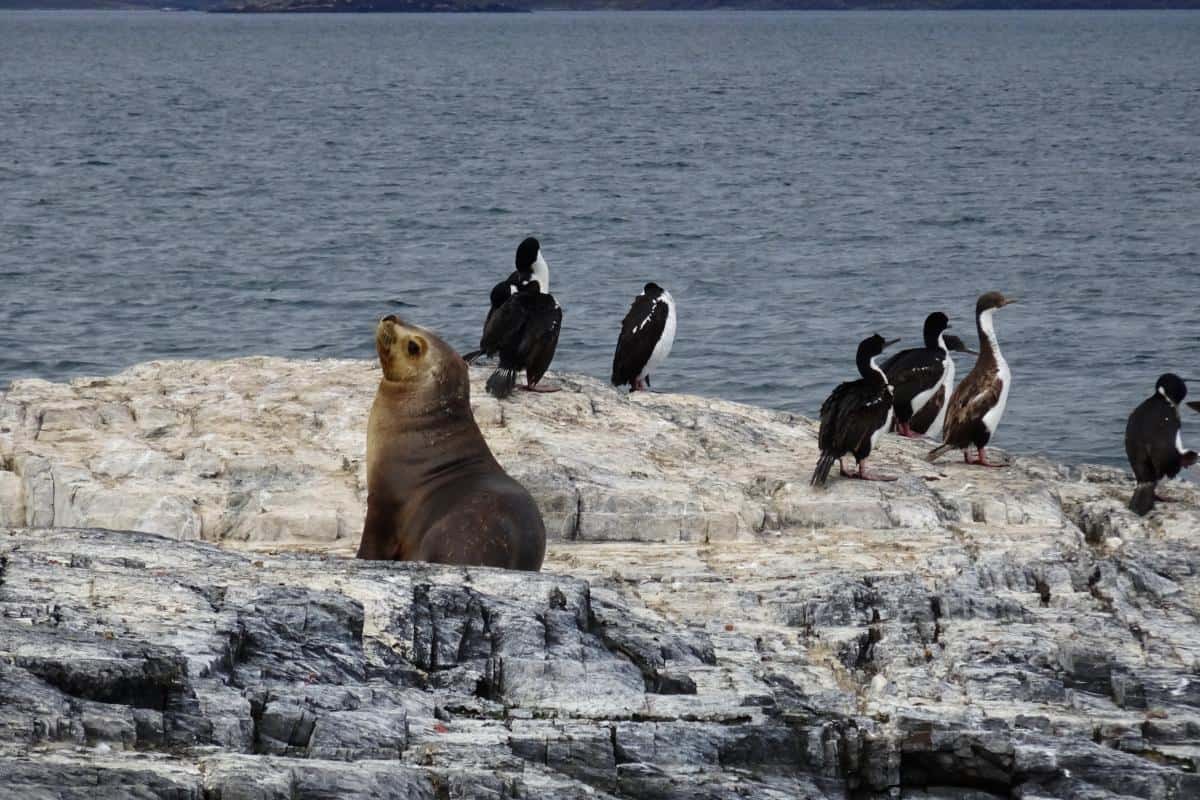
[1125,396,1161,483]
[480,290,532,359]
[818,380,858,453]
[839,386,892,454]
[883,348,945,420]
[520,294,563,385]
[611,293,668,386]
[909,384,947,434]
[482,273,522,335]
[1148,401,1187,479]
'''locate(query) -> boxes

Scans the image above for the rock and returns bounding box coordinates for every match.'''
[6,357,1197,550]
[3,358,1200,797]
[3,526,1200,798]
[0,471,22,528]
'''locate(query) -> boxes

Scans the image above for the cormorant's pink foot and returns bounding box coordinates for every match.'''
[520,382,562,393]
[839,460,854,478]
[973,448,1009,468]
[1154,492,1176,503]
[853,463,898,482]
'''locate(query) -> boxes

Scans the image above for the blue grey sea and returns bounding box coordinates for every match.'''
[2,9,1199,468]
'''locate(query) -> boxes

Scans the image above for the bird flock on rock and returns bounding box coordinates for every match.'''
[458,237,1199,518]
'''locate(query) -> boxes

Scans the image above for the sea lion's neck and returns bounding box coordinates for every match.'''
[376,378,470,421]
[368,380,496,494]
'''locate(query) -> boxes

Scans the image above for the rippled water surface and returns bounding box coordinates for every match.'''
[2,10,1199,467]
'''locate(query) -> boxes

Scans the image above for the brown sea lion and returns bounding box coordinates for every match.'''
[356,315,546,571]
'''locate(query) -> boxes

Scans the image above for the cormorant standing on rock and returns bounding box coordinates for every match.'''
[928,292,1016,467]
[1125,373,1199,515]
[611,282,677,393]
[464,237,550,364]
[883,312,977,439]
[811,333,900,487]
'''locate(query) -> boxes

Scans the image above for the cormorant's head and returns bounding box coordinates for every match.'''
[924,311,950,334]
[1156,373,1188,406]
[976,291,1016,315]
[922,312,950,347]
[515,237,540,273]
[515,236,549,293]
[858,333,900,361]
[943,334,979,356]
[643,282,663,297]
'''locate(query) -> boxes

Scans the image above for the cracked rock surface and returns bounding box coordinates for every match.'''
[2,359,1200,797]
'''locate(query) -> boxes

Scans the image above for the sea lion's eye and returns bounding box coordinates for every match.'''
[407,339,423,358]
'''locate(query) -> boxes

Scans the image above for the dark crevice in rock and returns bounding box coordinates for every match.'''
[849,627,882,675]
[18,648,186,712]
[589,600,708,696]
[186,583,226,614]
[413,583,434,671]
[222,621,250,686]
[1034,576,1052,607]
[248,692,265,754]
[900,747,1014,796]
[572,488,583,541]
[609,724,631,766]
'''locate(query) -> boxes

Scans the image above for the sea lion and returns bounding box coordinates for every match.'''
[356,315,546,571]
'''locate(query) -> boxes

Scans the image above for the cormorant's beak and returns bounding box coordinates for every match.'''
[884,338,901,348]
[1002,298,1018,307]
[1188,401,1200,414]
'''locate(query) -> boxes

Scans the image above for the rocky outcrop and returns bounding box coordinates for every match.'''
[4,520,1200,799]
[2,357,1192,550]
[3,358,1200,797]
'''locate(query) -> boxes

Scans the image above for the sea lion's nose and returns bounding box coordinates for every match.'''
[381,315,399,324]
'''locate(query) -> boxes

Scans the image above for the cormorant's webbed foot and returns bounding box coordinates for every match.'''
[853,462,898,482]
[966,447,1009,468]
[521,382,562,394]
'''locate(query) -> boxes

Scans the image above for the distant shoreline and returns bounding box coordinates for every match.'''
[5,2,1200,11]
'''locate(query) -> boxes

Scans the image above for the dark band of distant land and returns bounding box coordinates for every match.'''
[6,0,1200,13]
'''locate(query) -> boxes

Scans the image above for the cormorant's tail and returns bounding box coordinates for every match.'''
[927,442,954,463]
[1130,482,1156,516]
[486,368,519,399]
[462,349,483,364]
[811,451,837,488]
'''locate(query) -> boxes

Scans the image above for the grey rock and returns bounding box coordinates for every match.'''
[4,358,1200,798]
[3,525,1200,798]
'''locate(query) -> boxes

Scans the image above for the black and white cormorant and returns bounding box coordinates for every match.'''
[464,237,549,364]
[883,312,977,439]
[907,333,975,438]
[928,292,1016,467]
[811,333,901,487]
[1125,373,1199,516]
[475,240,562,399]
[611,283,677,393]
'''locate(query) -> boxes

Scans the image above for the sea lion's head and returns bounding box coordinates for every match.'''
[375,316,469,406]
